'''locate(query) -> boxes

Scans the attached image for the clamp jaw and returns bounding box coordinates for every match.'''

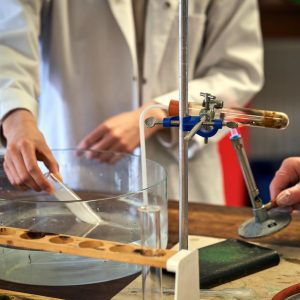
[145,93,237,143]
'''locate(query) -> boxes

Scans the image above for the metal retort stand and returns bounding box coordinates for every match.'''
[178,0,189,250]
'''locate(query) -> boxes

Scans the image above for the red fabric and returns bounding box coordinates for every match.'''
[218,127,248,207]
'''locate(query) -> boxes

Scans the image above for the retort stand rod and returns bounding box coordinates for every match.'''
[178,0,189,250]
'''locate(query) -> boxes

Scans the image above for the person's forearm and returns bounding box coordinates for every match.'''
[2,109,36,139]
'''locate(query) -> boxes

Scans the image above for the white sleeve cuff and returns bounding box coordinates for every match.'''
[0,88,38,121]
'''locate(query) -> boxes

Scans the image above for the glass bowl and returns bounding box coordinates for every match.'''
[0,149,167,286]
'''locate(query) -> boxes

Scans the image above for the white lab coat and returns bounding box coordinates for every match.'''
[0,0,263,204]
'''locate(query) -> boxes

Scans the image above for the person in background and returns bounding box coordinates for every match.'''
[270,157,300,211]
[0,0,263,203]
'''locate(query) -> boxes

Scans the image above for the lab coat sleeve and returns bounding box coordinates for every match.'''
[0,0,42,122]
[154,0,264,156]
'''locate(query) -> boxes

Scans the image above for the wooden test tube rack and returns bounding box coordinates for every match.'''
[0,226,177,269]
[0,226,200,300]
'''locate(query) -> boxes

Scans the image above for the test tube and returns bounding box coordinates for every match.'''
[138,205,162,300]
[45,173,103,226]
[168,100,289,129]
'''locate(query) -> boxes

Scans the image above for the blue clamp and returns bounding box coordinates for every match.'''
[162,115,223,138]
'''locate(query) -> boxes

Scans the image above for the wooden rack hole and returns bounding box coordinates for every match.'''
[20,231,56,240]
[49,235,74,244]
[78,240,104,249]
[109,245,135,253]
[133,248,166,257]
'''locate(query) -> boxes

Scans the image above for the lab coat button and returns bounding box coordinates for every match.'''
[164,1,171,9]
[142,78,147,84]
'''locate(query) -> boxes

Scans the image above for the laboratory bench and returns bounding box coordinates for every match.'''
[0,200,299,300]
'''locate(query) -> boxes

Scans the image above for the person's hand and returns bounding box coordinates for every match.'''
[2,109,59,193]
[77,103,166,162]
[270,157,300,211]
